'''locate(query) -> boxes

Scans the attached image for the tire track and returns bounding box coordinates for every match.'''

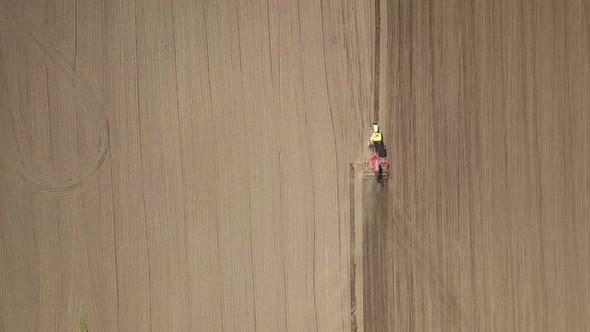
[353,171,463,330]
[0,4,115,198]
[386,207,463,326]
[372,0,381,122]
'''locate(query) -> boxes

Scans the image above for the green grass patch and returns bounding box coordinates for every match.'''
[78,309,89,332]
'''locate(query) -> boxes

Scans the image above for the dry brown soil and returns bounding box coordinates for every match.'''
[0,0,589,331]
[362,0,590,331]
[0,0,373,330]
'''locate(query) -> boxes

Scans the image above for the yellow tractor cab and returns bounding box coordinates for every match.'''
[369,122,387,158]
[370,123,382,144]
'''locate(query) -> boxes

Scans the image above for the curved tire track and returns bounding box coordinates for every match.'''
[0,4,115,198]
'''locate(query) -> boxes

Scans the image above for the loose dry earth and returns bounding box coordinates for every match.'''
[361,0,590,331]
[0,0,373,330]
[0,0,588,331]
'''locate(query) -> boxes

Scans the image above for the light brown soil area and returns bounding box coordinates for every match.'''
[0,0,374,330]
[362,0,590,331]
[0,0,589,331]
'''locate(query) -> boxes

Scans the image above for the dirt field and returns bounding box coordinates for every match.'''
[361,0,590,331]
[0,0,588,331]
[0,0,373,330]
